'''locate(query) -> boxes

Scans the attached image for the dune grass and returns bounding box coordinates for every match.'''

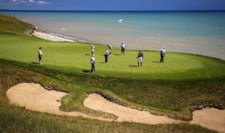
[0,14,32,35]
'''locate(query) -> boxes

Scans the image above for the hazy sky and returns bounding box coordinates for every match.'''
[1,0,225,11]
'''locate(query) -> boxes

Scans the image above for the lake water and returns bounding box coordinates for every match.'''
[1,11,225,59]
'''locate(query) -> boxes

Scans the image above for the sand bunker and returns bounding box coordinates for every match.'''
[85,94,225,133]
[191,108,225,133]
[84,93,178,124]
[7,83,225,133]
[6,83,109,121]
[32,31,75,42]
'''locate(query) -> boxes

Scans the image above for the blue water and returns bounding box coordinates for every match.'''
[1,11,225,59]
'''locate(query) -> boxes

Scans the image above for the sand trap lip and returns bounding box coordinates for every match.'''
[7,83,225,133]
[32,31,75,42]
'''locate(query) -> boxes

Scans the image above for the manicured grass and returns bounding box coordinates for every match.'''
[0,34,225,80]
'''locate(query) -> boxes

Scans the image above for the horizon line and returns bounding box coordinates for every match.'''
[1,9,225,12]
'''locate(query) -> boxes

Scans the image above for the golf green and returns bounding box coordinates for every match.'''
[0,34,225,80]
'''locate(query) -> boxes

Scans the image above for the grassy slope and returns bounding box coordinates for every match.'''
[0,14,224,132]
[0,63,216,133]
[0,14,32,35]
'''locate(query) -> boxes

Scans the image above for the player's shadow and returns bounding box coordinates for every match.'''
[152,61,161,63]
[82,69,91,73]
[128,65,139,67]
[84,53,90,56]
[31,62,39,65]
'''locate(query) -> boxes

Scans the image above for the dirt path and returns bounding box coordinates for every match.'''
[6,83,225,133]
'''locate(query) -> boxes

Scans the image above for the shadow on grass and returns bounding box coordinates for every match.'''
[82,69,91,73]
[99,62,106,64]
[128,65,139,67]
[84,53,90,56]
[31,62,39,65]
[113,54,121,56]
[152,61,161,63]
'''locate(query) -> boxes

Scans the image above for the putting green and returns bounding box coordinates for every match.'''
[0,34,225,80]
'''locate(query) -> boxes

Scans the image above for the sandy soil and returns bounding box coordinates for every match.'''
[6,83,225,133]
[32,31,75,42]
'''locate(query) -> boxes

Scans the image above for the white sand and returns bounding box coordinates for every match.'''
[6,83,225,133]
[32,31,75,42]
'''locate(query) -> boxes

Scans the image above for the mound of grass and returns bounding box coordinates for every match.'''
[0,14,32,35]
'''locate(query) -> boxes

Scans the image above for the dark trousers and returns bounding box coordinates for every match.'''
[91,63,95,72]
[105,55,108,63]
[38,55,42,64]
[160,55,164,63]
[121,48,125,54]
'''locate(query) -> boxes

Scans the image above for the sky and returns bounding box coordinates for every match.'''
[0,0,225,11]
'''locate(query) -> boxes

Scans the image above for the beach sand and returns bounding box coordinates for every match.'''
[32,31,75,42]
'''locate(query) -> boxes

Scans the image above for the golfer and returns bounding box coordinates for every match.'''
[120,41,126,55]
[107,44,113,55]
[90,55,95,72]
[160,47,166,63]
[104,50,110,63]
[38,47,43,64]
[91,44,95,55]
[137,50,144,67]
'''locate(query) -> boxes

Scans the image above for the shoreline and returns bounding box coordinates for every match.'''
[31,29,225,62]
[2,11,225,60]
[31,30,87,43]
[28,29,88,43]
